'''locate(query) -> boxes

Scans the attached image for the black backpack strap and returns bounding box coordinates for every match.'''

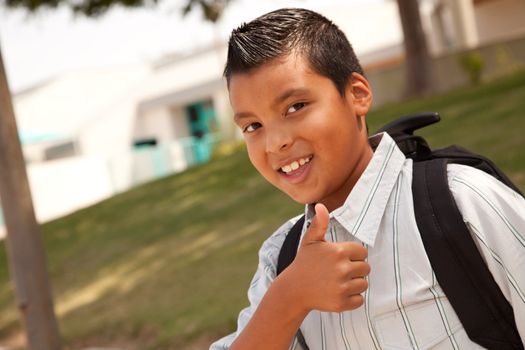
[276,215,309,350]
[277,216,305,276]
[412,159,523,350]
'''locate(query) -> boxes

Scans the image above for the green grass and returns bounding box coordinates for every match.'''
[0,71,524,349]
[0,146,303,349]
[367,70,525,188]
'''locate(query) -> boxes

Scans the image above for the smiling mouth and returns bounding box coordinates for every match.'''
[278,155,313,174]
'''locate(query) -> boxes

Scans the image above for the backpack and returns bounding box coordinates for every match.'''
[276,112,524,350]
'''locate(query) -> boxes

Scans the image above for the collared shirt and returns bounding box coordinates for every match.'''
[210,132,525,350]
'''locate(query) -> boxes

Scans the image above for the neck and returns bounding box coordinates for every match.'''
[323,143,374,212]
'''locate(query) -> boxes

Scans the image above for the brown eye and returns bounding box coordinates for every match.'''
[287,102,306,114]
[244,122,262,133]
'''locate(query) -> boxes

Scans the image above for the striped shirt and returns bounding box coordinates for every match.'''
[210,132,525,350]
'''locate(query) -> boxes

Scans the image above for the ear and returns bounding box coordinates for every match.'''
[346,72,373,117]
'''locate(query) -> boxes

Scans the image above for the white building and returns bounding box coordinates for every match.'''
[425,0,525,54]
[9,47,230,226]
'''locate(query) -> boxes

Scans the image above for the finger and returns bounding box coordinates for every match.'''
[344,277,369,295]
[300,203,329,246]
[336,242,368,261]
[347,261,371,278]
[341,294,365,311]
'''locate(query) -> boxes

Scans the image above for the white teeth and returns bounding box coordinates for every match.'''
[281,156,311,173]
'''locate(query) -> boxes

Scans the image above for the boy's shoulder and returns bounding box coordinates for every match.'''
[445,163,524,229]
[447,163,489,188]
[447,163,522,200]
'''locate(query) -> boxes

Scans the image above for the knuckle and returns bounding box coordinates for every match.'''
[340,281,351,293]
[336,262,350,276]
[334,244,346,257]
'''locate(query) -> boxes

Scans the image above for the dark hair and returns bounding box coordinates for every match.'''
[224,8,364,96]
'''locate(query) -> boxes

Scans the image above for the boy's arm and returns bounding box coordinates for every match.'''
[229,204,370,350]
[449,165,525,345]
[209,215,302,350]
[227,271,309,350]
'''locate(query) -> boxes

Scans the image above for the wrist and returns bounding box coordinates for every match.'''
[272,267,310,320]
[229,267,310,350]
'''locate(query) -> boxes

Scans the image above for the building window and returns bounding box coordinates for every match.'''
[44,141,77,161]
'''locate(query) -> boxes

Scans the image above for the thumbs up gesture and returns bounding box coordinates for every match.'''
[282,203,370,313]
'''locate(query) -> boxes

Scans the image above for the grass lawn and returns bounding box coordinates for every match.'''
[0,70,524,349]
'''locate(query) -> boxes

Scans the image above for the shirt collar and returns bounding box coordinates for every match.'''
[305,132,406,247]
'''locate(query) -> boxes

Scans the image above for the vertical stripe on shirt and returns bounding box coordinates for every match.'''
[330,226,352,350]
[364,243,381,350]
[339,314,351,350]
[393,175,420,350]
[429,272,460,350]
[349,310,361,349]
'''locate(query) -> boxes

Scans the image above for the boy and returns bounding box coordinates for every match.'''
[211,8,525,350]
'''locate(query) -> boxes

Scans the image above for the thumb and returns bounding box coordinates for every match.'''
[301,203,329,246]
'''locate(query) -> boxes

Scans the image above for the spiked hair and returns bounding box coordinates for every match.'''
[224,8,364,96]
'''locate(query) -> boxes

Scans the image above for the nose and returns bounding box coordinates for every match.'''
[265,125,293,154]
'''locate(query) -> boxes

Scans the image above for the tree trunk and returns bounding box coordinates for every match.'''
[0,43,62,350]
[396,0,434,97]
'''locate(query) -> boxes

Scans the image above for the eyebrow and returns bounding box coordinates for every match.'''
[233,111,252,124]
[273,87,310,107]
[233,87,311,124]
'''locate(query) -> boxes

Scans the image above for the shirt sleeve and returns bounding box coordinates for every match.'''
[448,164,525,345]
[209,216,303,350]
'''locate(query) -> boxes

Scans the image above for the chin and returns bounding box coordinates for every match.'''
[285,190,318,206]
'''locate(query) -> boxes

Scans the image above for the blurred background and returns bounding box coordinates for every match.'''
[0,0,524,348]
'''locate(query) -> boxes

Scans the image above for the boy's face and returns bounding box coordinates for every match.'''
[229,54,373,211]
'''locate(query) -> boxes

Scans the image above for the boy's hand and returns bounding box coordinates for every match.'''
[285,203,370,313]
